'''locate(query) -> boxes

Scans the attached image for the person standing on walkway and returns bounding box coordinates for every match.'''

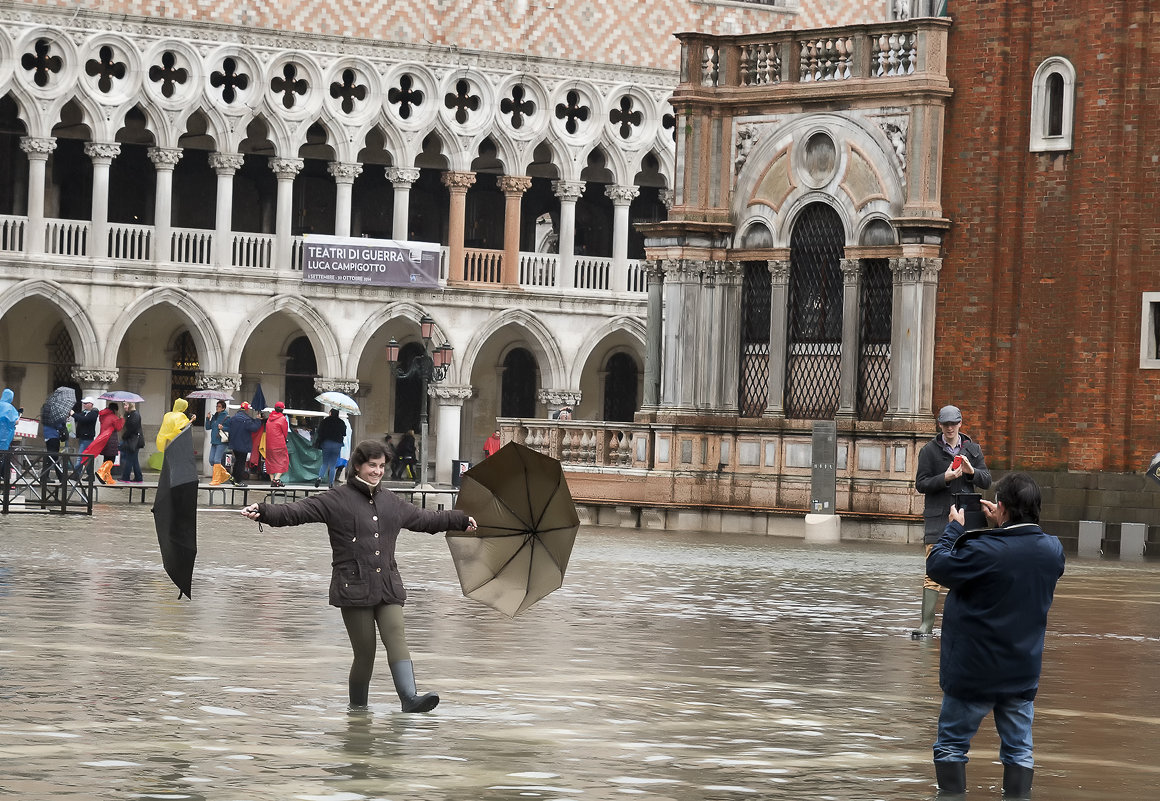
[315,408,347,488]
[927,472,1065,798]
[93,402,122,484]
[157,397,196,452]
[913,405,990,638]
[0,388,17,451]
[240,440,477,712]
[482,429,502,459]
[264,401,290,487]
[205,400,231,485]
[74,398,99,454]
[119,401,144,483]
[226,402,263,487]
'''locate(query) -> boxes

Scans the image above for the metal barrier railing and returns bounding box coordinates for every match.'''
[1,450,96,515]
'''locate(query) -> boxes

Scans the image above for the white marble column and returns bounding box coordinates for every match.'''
[763,259,791,419]
[386,166,420,240]
[552,180,585,290]
[431,385,473,485]
[271,157,304,271]
[605,184,639,293]
[148,147,182,263]
[20,136,55,256]
[209,152,244,269]
[837,258,861,420]
[642,260,664,409]
[328,162,363,238]
[85,141,121,260]
[887,257,941,421]
[660,259,704,412]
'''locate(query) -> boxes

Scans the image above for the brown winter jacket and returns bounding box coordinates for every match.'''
[256,478,470,607]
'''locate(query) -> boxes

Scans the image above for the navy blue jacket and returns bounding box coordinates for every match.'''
[927,520,1065,701]
[226,411,263,454]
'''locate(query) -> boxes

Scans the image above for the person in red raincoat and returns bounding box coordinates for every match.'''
[82,402,123,484]
[264,401,290,487]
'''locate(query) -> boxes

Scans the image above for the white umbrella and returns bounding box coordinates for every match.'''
[315,391,360,415]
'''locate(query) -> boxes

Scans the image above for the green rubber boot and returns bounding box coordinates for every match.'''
[911,588,939,638]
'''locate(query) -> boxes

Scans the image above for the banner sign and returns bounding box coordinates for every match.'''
[301,234,441,288]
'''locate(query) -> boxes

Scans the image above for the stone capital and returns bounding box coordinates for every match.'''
[270,157,305,178]
[441,170,477,191]
[148,146,183,169]
[84,141,121,163]
[890,256,941,284]
[197,372,242,393]
[209,151,245,174]
[71,368,119,385]
[20,136,57,158]
[659,188,675,209]
[328,161,363,183]
[386,166,421,186]
[552,179,585,201]
[498,174,533,195]
[605,184,640,205]
[314,378,360,395]
[429,384,474,405]
[840,258,861,286]
[767,259,791,283]
[537,388,582,408]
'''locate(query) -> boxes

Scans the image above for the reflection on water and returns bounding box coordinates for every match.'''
[1,507,1158,799]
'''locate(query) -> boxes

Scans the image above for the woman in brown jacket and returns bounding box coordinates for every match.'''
[242,440,476,712]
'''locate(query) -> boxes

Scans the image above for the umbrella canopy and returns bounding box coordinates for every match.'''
[187,389,233,400]
[315,391,360,414]
[99,390,144,403]
[40,386,76,429]
[151,425,198,599]
[449,441,578,617]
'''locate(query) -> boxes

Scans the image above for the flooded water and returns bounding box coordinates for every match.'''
[1,506,1158,800]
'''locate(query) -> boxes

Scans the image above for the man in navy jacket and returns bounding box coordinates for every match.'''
[926,472,1065,798]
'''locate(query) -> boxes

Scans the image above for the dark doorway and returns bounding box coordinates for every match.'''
[500,347,537,418]
[603,352,638,422]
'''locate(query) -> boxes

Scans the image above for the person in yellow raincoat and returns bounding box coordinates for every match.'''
[157,397,197,452]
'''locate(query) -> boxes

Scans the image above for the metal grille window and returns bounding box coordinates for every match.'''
[284,335,318,411]
[49,325,78,404]
[603,352,638,422]
[394,341,425,433]
[739,261,771,417]
[785,203,844,419]
[170,330,200,414]
[501,347,538,418]
[857,259,892,421]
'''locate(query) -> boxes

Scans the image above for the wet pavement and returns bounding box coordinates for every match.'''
[1,506,1158,800]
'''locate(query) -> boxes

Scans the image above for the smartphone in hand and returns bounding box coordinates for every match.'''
[952,455,963,470]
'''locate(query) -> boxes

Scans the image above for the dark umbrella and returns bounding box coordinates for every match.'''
[40,386,76,430]
[151,425,198,599]
[251,384,267,412]
[449,441,579,617]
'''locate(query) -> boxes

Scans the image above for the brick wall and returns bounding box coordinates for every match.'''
[16,0,884,71]
[939,0,1160,474]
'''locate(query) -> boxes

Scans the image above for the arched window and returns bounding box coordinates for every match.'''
[284,335,317,411]
[500,347,538,418]
[785,202,844,419]
[48,325,79,409]
[1030,57,1076,152]
[170,330,200,414]
[603,352,639,422]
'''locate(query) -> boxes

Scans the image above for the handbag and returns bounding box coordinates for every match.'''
[135,431,145,451]
[220,428,230,443]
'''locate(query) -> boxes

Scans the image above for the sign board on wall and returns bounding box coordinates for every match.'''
[301,234,441,288]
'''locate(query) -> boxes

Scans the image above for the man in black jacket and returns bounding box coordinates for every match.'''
[912,405,991,637]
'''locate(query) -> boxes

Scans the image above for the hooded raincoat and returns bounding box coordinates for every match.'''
[156,398,192,451]
[0,388,17,450]
[264,407,290,473]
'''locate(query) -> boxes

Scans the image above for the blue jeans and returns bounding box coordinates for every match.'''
[934,694,1035,768]
[209,442,228,466]
[119,446,142,482]
[318,440,342,485]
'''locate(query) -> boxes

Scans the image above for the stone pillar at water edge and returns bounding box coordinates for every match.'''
[763,260,791,420]
[887,257,941,421]
[431,385,473,485]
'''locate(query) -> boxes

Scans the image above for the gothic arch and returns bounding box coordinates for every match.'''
[569,315,646,387]
[226,293,341,377]
[345,301,451,378]
[459,308,565,389]
[103,287,224,372]
[0,279,99,366]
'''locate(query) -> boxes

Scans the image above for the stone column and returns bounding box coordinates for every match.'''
[386,166,420,240]
[552,180,585,290]
[209,152,244,269]
[642,260,664,409]
[328,162,363,238]
[271,157,304,271]
[197,372,243,471]
[837,258,861,420]
[431,385,473,485]
[20,136,56,256]
[660,259,704,412]
[763,259,791,419]
[887,257,941,420]
[85,142,121,260]
[538,388,582,419]
[498,175,532,286]
[148,147,182,263]
[713,260,744,414]
[71,368,119,410]
[442,171,476,283]
[605,185,640,293]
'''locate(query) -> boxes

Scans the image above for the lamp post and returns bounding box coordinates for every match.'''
[386,315,453,487]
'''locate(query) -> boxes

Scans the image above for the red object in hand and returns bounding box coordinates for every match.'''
[952,455,963,470]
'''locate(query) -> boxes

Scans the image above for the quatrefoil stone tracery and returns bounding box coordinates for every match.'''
[388,74,424,120]
[271,63,308,109]
[445,79,481,125]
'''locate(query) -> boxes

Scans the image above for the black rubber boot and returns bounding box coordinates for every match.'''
[1002,763,1033,798]
[348,679,369,709]
[911,588,939,638]
[389,660,439,713]
[935,760,967,795]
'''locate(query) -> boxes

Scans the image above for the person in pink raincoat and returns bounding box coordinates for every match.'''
[264,401,290,487]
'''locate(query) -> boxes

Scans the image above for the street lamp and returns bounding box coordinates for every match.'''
[386,315,453,487]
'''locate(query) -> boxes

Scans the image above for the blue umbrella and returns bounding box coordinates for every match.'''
[251,384,267,412]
